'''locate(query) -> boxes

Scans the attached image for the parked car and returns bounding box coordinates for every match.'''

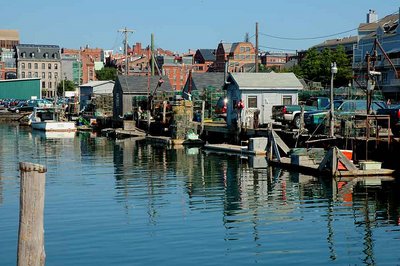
[304,100,387,133]
[272,97,329,128]
[8,99,53,113]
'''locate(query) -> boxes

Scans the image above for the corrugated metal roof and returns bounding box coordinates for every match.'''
[230,72,303,89]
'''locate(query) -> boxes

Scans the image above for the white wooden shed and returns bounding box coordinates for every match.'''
[225,72,303,128]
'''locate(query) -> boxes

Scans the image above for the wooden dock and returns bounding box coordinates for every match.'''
[204,143,258,155]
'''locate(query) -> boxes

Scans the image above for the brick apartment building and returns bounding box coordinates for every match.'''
[215,42,256,72]
[62,47,103,84]
[193,49,216,72]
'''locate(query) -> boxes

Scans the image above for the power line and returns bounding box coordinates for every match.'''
[259,45,297,52]
[259,10,399,41]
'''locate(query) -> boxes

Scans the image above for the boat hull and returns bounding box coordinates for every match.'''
[31,121,76,132]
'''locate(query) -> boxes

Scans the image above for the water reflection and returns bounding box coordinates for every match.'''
[1,123,400,265]
[111,137,400,261]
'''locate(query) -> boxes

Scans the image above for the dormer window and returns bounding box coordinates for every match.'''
[44,53,49,58]
[31,52,35,58]
[21,52,26,58]
[53,53,58,59]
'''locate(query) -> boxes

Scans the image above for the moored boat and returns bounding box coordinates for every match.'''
[29,107,76,132]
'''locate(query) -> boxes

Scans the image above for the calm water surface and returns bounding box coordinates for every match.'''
[0,124,400,265]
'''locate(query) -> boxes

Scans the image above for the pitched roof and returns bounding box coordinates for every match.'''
[221,43,233,53]
[197,49,216,62]
[80,80,115,87]
[229,72,303,89]
[191,72,225,91]
[358,13,399,32]
[16,44,61,60]
[117,75,172,94]
[314,36,358,48]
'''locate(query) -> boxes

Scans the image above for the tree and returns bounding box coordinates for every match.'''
[95,67,117,81]
[57,79,76,96]
[294,45,352,87]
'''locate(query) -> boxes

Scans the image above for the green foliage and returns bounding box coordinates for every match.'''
[95,67,117,81]
[57,79,76,96]
[291,46,352,87]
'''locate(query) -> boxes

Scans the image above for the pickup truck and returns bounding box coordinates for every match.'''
[272,97,329,128]
[376,104,400,136]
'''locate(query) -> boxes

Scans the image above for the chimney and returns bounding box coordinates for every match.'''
[367,9,378,23]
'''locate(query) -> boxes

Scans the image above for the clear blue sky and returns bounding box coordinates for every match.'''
[3,0,399,53]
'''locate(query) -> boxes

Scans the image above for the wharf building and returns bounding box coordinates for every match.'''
[16,44,61,98]
[353,9,400,100]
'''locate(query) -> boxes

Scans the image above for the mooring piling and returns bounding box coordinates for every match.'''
[17,162,47,266]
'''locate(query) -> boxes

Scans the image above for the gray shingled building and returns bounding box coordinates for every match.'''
[113,75,172,119]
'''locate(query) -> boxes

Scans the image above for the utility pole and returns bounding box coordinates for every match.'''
[118,27,134,76]
[151,33,155,76]
[255,22,259,73]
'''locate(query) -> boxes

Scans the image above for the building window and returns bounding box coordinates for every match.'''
[31,52,35,58]
[21,63,25,69]
[48,72,52,79]
[42,81,45,88]
[48,63,52,69]
[55,72,58,79]
[282,95,292,105]
[28,72,32,78]
[34,72,38,78]
[28,63,32,69]
[42,63,45,69]
[54,63,58,69]
[48,82,52,88]
[34,63,38,69]
[21,72,25,78]
[42,72,45,79]
[247,96,257,108]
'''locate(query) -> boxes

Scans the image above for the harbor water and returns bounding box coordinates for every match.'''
[1,124,400,265]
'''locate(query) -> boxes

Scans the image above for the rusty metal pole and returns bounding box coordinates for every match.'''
[17,162,47,266]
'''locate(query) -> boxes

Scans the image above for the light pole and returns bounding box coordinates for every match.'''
[330,62,338,138]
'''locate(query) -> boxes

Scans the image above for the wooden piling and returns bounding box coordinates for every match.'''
[201,101,205,135]
[17,162,47,266]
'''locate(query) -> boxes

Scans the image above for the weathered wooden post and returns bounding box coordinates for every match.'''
[17,162,47,266]
[200,101,205,135]
[162,100,167,124]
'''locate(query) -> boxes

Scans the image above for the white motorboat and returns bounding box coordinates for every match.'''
[29,107,76,132]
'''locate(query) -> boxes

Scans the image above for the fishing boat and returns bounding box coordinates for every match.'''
[29,107,76,132]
